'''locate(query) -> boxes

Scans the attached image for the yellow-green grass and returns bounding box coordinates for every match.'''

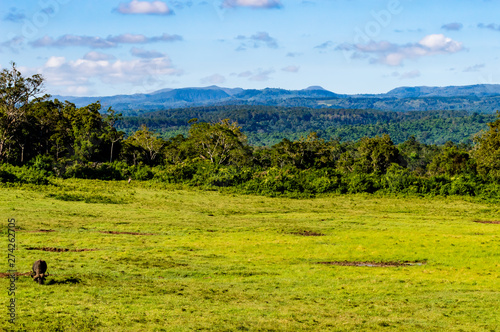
[0,179,499,331]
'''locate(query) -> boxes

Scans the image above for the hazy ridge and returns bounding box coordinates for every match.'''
[54,84,500,115]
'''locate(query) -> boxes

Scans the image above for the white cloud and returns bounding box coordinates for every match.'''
[116,0,173,15]
[249,69,275,81]
[30,33,182,49]
[463,64,485,72]
[282,65,299,73]
[478,23,500,32]
[232,69,274,81]
[83,51,116,61]
[314,41,333,50]
[235,32,278,51]
[441,22,463,31]
[419,34,463,53]
[338,34,464,66]
[3,8,26,23]
[399,70,421,80]
[0,35,24,53]
[38,55,182,95]
[201,74,226,85]
[130,47,165,58]
[236,71,252,78]
[31,35,115,48]
[222,0,282,9]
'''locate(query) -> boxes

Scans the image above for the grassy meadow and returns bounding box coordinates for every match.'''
[1,179,499,331]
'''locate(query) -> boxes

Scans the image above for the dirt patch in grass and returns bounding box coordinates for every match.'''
[17,229,56,233]
[318,261,426,267]
[474,220,500,224]
[291,230,324,236]
[0,272,31,278]
[25,247,98,252]
[99,231,155,235]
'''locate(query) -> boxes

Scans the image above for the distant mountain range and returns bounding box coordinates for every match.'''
[53,84,500,115]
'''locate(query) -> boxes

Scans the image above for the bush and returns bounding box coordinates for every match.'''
[345,173,380,194]
[242,167,303,196]
[30,155,55,175]
[152,162,198,183]
[0,164,50,185]
[208,166,253,187]
[383,164,422,194]
[64,162,128,180]
[130,165,154,181]
[449,175,479,196]
[0,164,18,183]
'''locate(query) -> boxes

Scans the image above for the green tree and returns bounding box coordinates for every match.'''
[473,112,500,181]
[0,63,47,162]
[398,136,441,175]
[427,145,474,177]
[128,125,165,165]
[69,102,107,162]
[103,108,124,163]
[163,134,193,165]
[355,134,401,174]
[188,119,250,166]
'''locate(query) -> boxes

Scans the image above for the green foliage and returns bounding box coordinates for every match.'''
[63,162,128,180]
[356,134,401,174]
[119,106,495,146]
[428,145,474,176]
[383,163,421,194]
[0,163,50,184]
[474,111,500,182]
[3,68,500,198]
[188,119,250,166]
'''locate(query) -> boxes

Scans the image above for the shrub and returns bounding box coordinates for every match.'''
[345,173,380,194]
[0,164,50,185]
[449,175,479,196]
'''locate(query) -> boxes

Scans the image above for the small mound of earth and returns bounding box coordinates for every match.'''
[25,247,97,252]
[0,272,31,278]
[474,220,500,224]
[318,261,426,267]
[291,230,324,236]
[99,231,155,235]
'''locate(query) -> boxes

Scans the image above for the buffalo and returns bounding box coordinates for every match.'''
[31,260,48,284]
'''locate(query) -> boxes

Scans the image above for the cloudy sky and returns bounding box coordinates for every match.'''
[1,0,498,96]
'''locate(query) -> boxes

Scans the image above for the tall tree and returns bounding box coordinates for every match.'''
[69,102,106,162]
[188,119,250,166]
[356,134,402,174]
[128,125,164,165]
[103,108,124,163]
[0,63,47,162]
[473,112,500,181]
[427,145,473,177]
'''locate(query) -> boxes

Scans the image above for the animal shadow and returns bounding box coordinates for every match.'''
[46,277,81,285]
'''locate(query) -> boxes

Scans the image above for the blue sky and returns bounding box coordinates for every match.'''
[1,0,499,96]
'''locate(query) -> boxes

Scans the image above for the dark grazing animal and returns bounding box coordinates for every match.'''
[31,260,48,284]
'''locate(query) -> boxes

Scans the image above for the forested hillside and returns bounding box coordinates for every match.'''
[118,106,495,146]
[55,84,500,114]
[2,65,500,199]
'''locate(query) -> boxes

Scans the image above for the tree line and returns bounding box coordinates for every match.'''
[118,105,495,146]
[2,64,500,199]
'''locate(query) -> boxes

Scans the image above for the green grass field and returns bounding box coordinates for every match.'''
[1,179,499,331]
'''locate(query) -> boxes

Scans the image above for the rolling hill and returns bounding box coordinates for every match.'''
[53,84,500,115]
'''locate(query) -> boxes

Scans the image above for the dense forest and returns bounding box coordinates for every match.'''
[2,64,500,199]
[118,106,495,146]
